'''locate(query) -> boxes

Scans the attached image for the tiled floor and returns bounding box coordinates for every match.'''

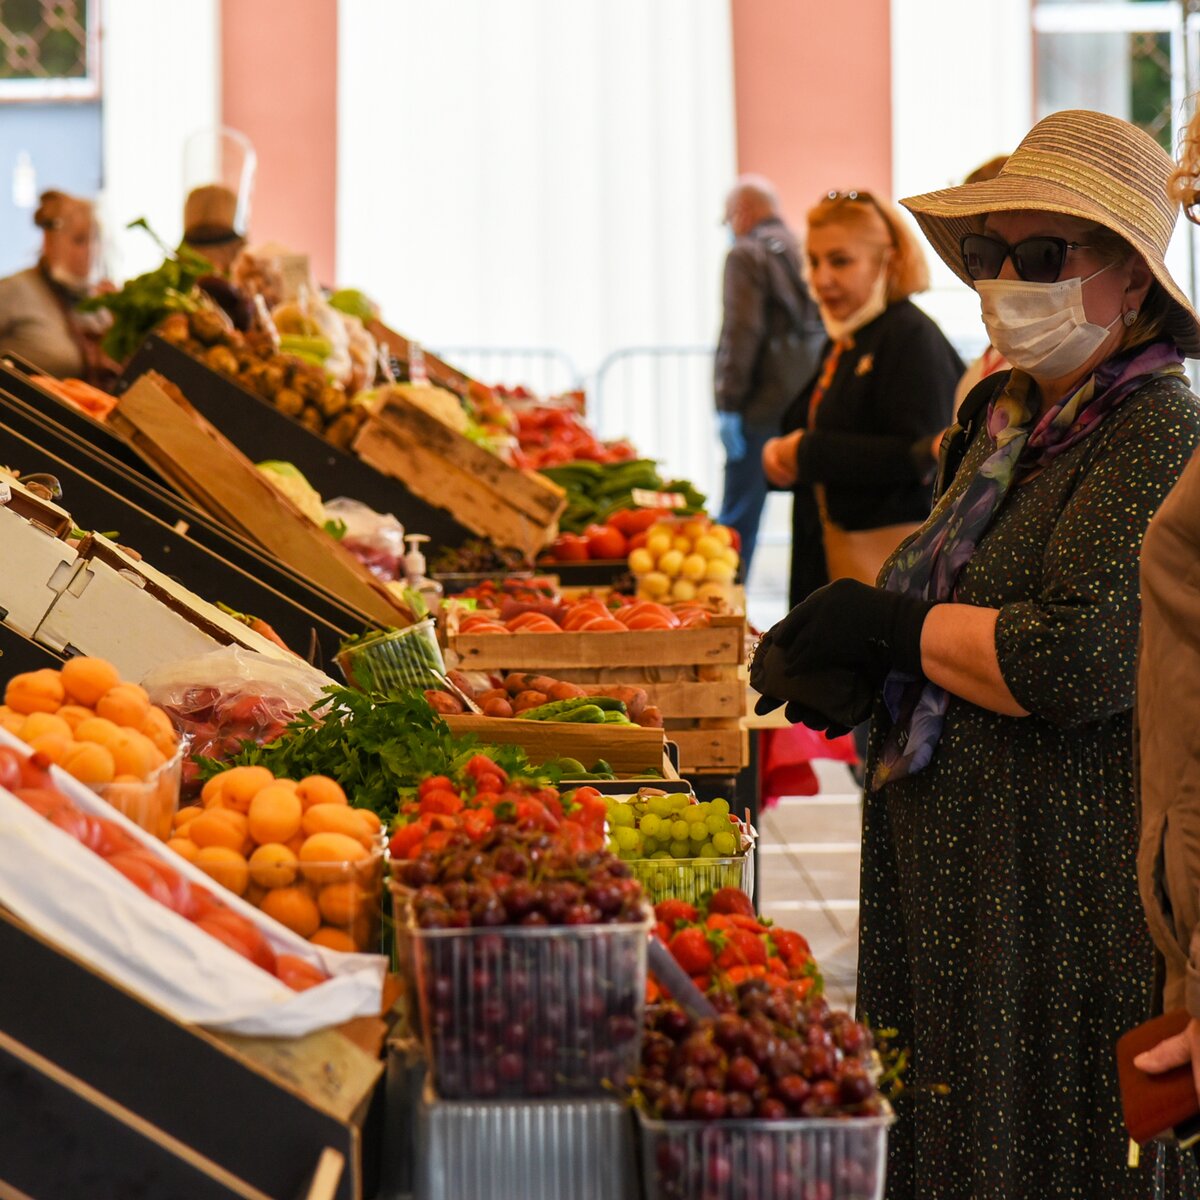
[755,759,863,1013]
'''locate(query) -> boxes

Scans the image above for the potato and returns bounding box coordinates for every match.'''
[504,673,532,696]
[424,689,464,715]
[482,697,514,718]
[548,681,587,702]
[512,691,548,712]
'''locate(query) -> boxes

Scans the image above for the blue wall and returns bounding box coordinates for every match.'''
[0,102,102,277]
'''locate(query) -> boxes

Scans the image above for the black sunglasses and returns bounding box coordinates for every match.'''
[960,233,1091,284]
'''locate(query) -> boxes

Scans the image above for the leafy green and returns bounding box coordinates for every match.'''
[198,687,553,823]
[81,219,213,362]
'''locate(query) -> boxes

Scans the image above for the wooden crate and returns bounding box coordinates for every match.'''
[443,609,749,773]
[353,386,566,557]
[443,713,670,776]
[108,372,415,629]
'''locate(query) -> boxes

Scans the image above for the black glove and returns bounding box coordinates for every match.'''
[750,637,875,735]
[768,578,935,679]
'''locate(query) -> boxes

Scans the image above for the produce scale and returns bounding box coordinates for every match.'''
[0,250,888,1200]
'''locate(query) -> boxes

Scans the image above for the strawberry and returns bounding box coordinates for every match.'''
[770,928,812,967]
[727,913,768,934]
[706,887,756,918]
[655,899,699,931]
[716,928,768,971]
[669,926,715,975]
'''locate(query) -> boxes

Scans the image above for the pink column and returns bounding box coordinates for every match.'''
[729,0,893,227]
[220,0,338,284]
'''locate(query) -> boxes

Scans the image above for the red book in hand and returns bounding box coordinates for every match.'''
[1116,1010,1200,1145]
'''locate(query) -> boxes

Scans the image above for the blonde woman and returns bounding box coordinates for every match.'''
[762,191,961,608]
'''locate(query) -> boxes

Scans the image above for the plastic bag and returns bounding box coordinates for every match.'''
[324,496,405,581]
[141,647,335,798]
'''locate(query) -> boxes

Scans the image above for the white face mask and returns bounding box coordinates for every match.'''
[818,260,890,343]
[975,264,1121,379]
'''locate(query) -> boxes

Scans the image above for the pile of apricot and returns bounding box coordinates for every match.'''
[170,766,382,954]
[0,657,180,838]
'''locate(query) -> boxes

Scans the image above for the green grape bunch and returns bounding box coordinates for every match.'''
[605,792,745,861]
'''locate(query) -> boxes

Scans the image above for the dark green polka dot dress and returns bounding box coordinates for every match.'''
[858,376,1200,1200]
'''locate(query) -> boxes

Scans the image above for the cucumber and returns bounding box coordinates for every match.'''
[519,697,600,721]
[602,710,633,724]
[555,704,607,723]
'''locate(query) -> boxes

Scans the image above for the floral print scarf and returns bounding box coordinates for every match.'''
[871,339,1185,791]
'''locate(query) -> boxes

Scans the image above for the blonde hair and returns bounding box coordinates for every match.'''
[806,192,930,301]
[33,190,93,233]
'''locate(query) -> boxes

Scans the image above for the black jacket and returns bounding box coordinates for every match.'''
[714,216,825,427]
[782,299,963,606]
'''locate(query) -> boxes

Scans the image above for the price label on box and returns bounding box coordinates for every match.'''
[631,488,688,510]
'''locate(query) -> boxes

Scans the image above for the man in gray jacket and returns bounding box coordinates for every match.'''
[715,176,824,575]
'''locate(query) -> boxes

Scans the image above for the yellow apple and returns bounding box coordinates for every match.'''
[641,571,672,597]
[711,524,734,547]
[671,578,697,602]
[672,536,693,555]
[694,534,723,561]
[680,553,707,581]
[657,549,685,577]
[646,533,672,559]
[628,548,655,575]
[703,558,736,584]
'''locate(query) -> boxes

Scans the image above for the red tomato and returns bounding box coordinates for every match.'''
[626,531,648,551]
[195,909,277,975]
[106,849,180,910]
[584,524,628,560]
[276,954,328,992]
[12,786,69,819]
[0,747,23,792]
[550,533,590,563]
[18,751,54,789]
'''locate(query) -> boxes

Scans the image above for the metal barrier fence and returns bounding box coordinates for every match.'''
[590,345,722,508]
[430,346,583,398]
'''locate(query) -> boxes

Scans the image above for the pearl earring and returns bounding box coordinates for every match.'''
[1123,309,1138,327]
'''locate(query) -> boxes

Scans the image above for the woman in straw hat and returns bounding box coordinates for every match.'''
[752,110,1200,1198]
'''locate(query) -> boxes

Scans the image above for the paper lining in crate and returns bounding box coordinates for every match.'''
[0,727,385,1036]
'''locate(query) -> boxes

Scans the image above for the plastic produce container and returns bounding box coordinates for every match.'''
[336,618,447,695]
[407,913,651,1100]
[637,1110,892,1200]
[627,852,754,907]
[93,746,182,841]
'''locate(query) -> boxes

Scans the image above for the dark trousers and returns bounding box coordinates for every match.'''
[717,424,776,577]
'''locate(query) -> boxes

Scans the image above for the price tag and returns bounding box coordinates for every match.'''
[631,488,688,510]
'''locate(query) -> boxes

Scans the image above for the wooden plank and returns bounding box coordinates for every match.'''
[446,619,744,671]
[109,373,414,629]
[669,725,749,773]
[443,713,667,774]
[355,420,561,556]
[368,320,473,397]
[374,388,565,523]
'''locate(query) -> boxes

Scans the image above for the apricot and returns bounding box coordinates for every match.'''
[62,742,116,786]
[188,809,250,852]
[193,846,249,895]
[20,712,73,743]
[60,657,121,707]
[356,809,383,837]
[27,732,75,766]
[248,784,303,845]
[139,707,178,757]
[309,927,358,953]
[56,704,95,731]
[111,731,162,781]
[217,766,276,814]
[74,717,125,754]
[259,886,321,938]
[200,775,226,808]
[301,803,374,847]
[95,683,151,729]
[0,705,23,735]
[174,804,204,830]
[318,881,371,927]
[248,842,299,888]
[298,832,369,884]
[296,775,348,810]
[167,836,199,863]
[6,670,65,716]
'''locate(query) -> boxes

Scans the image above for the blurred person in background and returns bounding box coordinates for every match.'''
[753,110,1200,1199]
[182,184,246,275]
[714,175,825,576]
[0,190,113,382]
[760,190,960,610]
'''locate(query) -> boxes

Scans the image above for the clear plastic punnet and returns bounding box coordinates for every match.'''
[406,912,651,1101]
[637,1108,893,1200]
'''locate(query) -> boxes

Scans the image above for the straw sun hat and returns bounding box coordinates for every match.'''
[902,109,1200,356]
